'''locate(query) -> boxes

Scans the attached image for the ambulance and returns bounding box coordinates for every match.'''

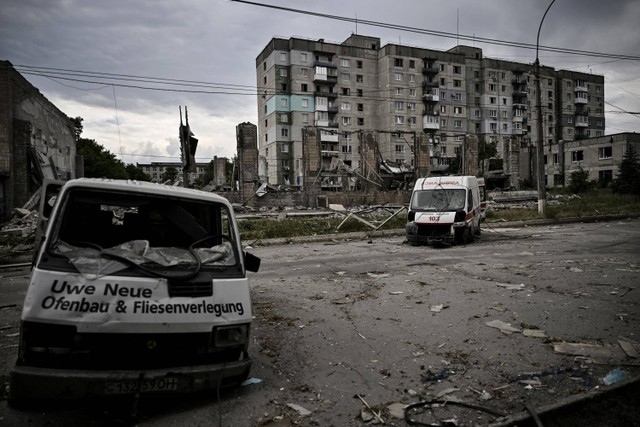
[406,176,482,246]
[9,178,260,400]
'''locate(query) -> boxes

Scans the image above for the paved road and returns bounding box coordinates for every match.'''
[1,219,639,426]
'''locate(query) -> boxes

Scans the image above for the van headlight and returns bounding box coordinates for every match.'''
[213,324,248,348]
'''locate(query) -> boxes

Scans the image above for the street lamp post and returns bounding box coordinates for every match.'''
[535,0,555,215]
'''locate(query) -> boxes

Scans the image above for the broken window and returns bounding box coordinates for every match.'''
[410,189,466,212]
[42,188,239,278]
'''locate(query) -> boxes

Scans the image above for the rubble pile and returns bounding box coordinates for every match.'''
[1,208,38,238]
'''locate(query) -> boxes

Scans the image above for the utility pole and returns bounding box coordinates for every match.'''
[534,0,555,215]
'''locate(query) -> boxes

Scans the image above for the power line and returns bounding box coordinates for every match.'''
[231,0,640,61]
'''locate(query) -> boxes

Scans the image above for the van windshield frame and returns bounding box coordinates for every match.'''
[41,188,242,278]
[410,189,466,212]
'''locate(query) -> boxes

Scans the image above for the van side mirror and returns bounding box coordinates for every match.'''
[244,252,261,273]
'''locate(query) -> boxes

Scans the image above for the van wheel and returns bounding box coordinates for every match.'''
[467,229,474,243]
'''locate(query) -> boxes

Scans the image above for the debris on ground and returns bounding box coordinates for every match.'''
[485,320,521,335]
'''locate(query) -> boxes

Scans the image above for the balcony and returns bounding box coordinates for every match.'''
[422,67,439,76]
[314,74,338,84]
[422,93,439,103]
[575,115,589,128]
[321,150,340,157]
[513,90,528,99]
[574,94,589,104]
[320,133,339,142]
[314,60,336,69]
[422,114,440,131]
[574,82,588,92]
[315,91,338,99]
[327,106,339,114]
[512,115,524,123]
[422,80,439,90]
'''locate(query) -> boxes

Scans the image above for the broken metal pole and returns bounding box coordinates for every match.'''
[375,206,407,230]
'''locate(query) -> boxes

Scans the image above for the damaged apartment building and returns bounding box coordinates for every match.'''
[255,34,605,191]
[0,61,77,221]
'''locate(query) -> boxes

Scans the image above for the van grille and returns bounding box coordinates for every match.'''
[168,280,213,297]
[20,321,246,370]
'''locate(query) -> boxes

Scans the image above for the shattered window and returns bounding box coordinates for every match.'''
[411,189,466,212]
[43,188,239,278]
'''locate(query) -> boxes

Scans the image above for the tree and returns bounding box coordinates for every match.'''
[446,154,462,175]
[125,164,151,181]
[478,139,498,172]
[73,116,151,181]
[567,166,593,193]
[161,167,179,183]
[76,137,128,179]
[612,144,640,195]
[71,116,83,141]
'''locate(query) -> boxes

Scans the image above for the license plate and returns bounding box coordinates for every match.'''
[104,377,179,395]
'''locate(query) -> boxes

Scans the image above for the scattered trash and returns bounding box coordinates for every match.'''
[404,399,505,426]
[436,387,459,398]
[519,379,543,388]
[422,368,451,383]
[618,339,639,358]
[485,319,521,334]
[387,402,406,419]
[496,283,525,290]
[355,394,384,424]
[286,403,311,416]
[553,342,616,359]
[523,329,547,338]
[431,304,448,312]
[368,272,389,279]
[510,367,593,388]
[360,410,374,422]
[602,368,630,385]
[240,377,262,386]
[389,291,404,295]
[569,267,583,273]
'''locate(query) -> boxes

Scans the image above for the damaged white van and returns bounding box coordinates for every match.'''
[10,178,260,400]
[406,176,482,246]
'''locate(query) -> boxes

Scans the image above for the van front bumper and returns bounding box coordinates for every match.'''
[406,222,456,245]
[9,358,251,400]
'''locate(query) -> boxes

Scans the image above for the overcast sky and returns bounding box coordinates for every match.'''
[1,0,639,165]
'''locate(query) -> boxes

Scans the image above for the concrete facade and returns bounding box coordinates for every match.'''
[137,162,208,184]
[563,132,640,185]
[0,61,77,220]
[255,35,605,191]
